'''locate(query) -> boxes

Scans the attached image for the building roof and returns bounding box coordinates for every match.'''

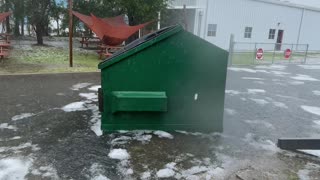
[253,0,320,12]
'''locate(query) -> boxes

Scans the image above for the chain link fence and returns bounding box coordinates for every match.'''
[228,40,309,66]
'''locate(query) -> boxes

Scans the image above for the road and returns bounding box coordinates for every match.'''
[0,65,320,179]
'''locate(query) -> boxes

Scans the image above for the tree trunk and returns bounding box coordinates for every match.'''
[14,18,20,36]
[21,18,24,36]
[44,21,50,36]
[27,24,31,36]
[35,24,44,45]
[27,18,31,36]
[2,22,5,33]
[56,19,60,36]
[21,0,25,36]
[5,17,11,33]
[4,0,11,33]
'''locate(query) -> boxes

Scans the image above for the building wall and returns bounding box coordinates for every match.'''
[203,0,304,49]
[170,0,320,50]
[299,9,320,50]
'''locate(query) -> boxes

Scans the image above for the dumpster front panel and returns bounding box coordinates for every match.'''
[111,91,167,113]
[99,26,228,132]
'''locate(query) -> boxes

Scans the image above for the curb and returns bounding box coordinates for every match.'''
[0,71,100,76]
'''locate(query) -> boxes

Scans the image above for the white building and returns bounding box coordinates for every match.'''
[168,0,320,51]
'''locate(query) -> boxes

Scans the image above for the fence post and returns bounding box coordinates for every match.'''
[228,34,234,66]
[289,44,294,63]
[253,43,257,65]
[304,44,309,64]
[272,44,276,64]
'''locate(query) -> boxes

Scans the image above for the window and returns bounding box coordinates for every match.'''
[244,27,252,38]
[207,24,217,37]
[269,29,276,39]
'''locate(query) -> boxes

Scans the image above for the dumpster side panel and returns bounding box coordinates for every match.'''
[100,30,228,132]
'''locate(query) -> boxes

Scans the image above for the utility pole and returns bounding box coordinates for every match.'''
[69,0,73,67]
[183,4,188,31]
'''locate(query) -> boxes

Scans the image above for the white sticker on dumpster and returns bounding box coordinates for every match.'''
[194,93,198,101]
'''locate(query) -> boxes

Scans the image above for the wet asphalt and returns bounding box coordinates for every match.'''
[1,65,320,179]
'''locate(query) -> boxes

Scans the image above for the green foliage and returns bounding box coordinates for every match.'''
[118,0,168,29]
[0,0,170,40]
[73,0,120,17]
[1,0,12,33]
[60,0,168,36]
[50,1,65,21]
[25,0,51,25]
[61,0,120,35]
[25,0,52,44]
[50,1,65,36]
[12,0,25,35]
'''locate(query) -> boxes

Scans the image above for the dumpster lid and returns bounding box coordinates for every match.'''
[98,25,183,69]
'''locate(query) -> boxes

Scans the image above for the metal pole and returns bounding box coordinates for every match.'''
[203,0,209,39]
[197,11,203,37]
[289,44,294,63]
[228,34,234,66]
[183,4,188,31]
[272,44,276,64]
[304,44,309,64]
[69,0,73,67]
[253,43,257,65]
[296,8,305,48]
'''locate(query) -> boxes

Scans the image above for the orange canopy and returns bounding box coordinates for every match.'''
[72,11,127,30]
[72,11,93,27]
[102,15,127,27]
[72,11,151,46]
[91,14,151,45]
[0,12,11,23]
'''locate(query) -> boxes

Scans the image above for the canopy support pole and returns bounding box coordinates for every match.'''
[69,0,73,67]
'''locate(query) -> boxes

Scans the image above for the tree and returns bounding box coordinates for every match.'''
[118,0,168,26]
[117,0,168,42]
[25,0,51,45]
[3,0,11,33]
[72,0,118,33]
[12,0,25,36]
[20,2,25,36]
[0,0,25,35]
[50,1,65,36]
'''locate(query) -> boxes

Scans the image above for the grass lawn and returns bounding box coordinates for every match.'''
[0,43,102,75]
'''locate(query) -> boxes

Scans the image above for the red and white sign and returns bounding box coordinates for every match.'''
[256,48,264,60]
[284,49,292,59]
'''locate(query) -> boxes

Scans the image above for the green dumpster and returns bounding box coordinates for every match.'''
[98,25,228,133]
